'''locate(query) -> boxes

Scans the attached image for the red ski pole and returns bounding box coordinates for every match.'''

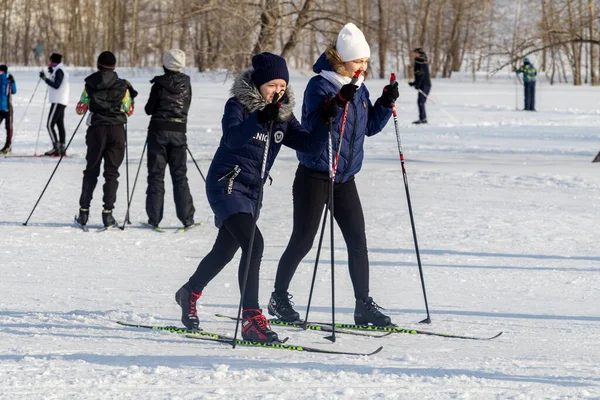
[390,72,431,324]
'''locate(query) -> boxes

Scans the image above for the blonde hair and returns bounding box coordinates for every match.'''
[325,44,369,79]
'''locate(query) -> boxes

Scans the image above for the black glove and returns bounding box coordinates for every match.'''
[335,83,358,107]
[257,102,280,124]
[7,74,14,83]
[408,81,415,87]
[320,97,339,121]
[48,66,54,74]
[39,71,46,80]
[379,81,399,108]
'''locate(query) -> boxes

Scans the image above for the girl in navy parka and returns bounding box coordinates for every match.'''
[175,53,327,343]
[269,23,399,327]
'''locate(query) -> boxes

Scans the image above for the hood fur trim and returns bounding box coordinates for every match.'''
[230,68,295,121]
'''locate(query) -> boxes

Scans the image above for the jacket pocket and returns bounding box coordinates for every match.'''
[218,165,242,195]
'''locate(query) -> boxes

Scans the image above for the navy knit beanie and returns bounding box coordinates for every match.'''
[0,65,7,73]
[251,52,289,88]
[50,53,62,64]
[97,51,117,70]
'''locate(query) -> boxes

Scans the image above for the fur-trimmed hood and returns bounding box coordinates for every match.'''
[230,68,295,121]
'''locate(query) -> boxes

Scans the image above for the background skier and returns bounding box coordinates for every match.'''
[144,49,195,230]
[0,65,16,155]
[515,58,537,111]
[408,48,431,124]
[75,51,137,228]
[39,53,70,156]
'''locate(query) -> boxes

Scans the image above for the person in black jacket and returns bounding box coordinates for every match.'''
[408,48,431,124]
[75,51,138,228]
[144,49,195,229]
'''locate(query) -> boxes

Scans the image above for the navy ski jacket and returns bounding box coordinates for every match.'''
[297,52,392,183]
[206,69,328,228]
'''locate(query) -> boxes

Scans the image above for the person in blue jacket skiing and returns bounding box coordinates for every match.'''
[0,65,17,155]
[515,57,537,111]
[175,52,328,343]
[268,23,399,327]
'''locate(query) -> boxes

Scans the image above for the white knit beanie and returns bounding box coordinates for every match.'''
[336,23,371,62]
[163,49,185,72]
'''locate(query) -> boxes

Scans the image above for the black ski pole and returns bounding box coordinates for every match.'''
[15,77,42,134]
[23,112,87,226]
[120,141,147,230]
[186,147,207,183]
[124,124,131,224]
[34,86,49,156]
[302,95,334,331]
[390,73,431,324]
[232,93,279,349]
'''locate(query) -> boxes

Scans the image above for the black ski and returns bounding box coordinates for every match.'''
[116,321,288,343]
[185,334,383,356]
[593,151,600,163]
[214,313,391,338]
[73,216,89,232]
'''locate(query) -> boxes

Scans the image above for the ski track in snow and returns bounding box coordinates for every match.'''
[1,69,599,399]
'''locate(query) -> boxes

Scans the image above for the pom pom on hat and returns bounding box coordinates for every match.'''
[336,23,370,62]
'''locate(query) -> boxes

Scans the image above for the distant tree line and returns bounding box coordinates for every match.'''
[1,0,599,84]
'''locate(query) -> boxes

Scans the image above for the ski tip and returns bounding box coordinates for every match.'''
[489,331,503,340]
[368,346,384,356]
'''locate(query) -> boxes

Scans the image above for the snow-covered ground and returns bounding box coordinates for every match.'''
[1,68,599,399]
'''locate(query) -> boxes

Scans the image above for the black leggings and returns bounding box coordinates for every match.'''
[188,213,264,310]
[274,165,370,300]
[47,103,66,144]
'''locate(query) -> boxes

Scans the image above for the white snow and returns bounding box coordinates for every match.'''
[1,68,599,399]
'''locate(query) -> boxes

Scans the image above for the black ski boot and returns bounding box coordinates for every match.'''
[175,283,202,330]
[354,297,395,327]
[76,208,89,226]
[102,209,117,227]
[44,143,59,156]
[0,145,11,155]
[59,143,67,156]
[412,119,427,125]
[242,309,280,343]
[268,291,301,322]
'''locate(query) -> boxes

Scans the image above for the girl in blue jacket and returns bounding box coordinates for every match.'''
[175,53,327,343]
[269,23,399,327]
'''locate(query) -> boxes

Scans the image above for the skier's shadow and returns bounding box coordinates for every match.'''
[0,221,92,229]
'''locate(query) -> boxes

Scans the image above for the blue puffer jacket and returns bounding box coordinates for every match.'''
[297,52,392,183]
[206,69,328,228]
[0,74,17,111]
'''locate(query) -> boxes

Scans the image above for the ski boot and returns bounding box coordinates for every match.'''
[44,143,59,156]
[412,119,427,125]
[59,143,67,157]
[76,208,89,226]
[0,145,11,155]
[102,209,117,227]
[354,297,395,327]
[175,283,202,330]
[268,291,301,322]
[242,309,280,343]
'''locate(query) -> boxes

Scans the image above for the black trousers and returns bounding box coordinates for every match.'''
[188,213,264,310]
[524,81,536,111]
[79,125,126,210]
[47,103,66,145]
[146,130,195,226]
[0,108,12,148]
[274,165,370,300]
[418,86,431,121]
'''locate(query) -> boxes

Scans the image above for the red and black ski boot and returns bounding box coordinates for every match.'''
[241,309,280,343]
[175,284,202,330]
